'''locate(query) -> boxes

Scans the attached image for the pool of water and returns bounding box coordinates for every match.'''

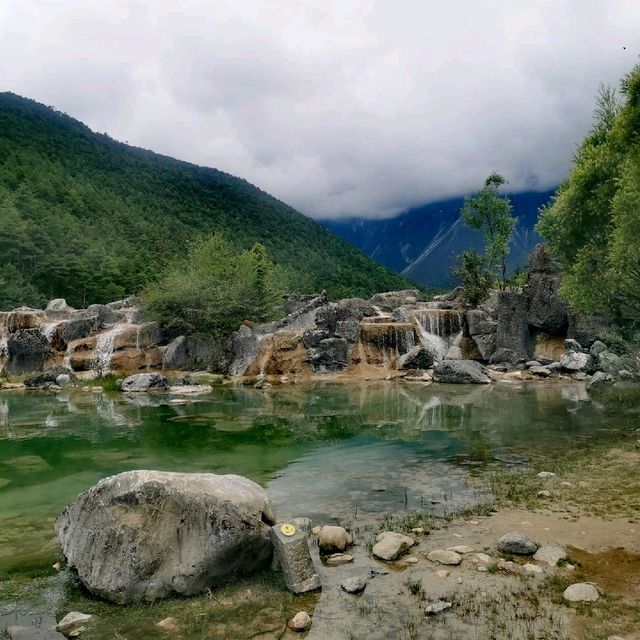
[0,380,628,578]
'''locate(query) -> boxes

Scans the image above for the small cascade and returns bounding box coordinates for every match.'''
[92,325,124,376]
[357,322,415,366]
[409,307,464,361]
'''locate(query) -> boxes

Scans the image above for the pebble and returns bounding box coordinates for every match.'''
[426,549,462,565]
[325,553,354,567]
[537,471,556,478]
[456,577,463,584]
[288,611,312,631]
[475,553,492,564]
[522,563,543,575]
[469,520,479,525]
[341,576,369,594]
[435,569,450,578]
[52,562,61,571]
[537,490,552,498]
[563,582,599,602]
[403,556,418,564]
[477,566,488,572]
[56,612,92,638]
[424,600,452,615]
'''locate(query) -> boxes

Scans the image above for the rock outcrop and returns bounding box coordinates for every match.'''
[433,360,490,384]
[55,471,276,603]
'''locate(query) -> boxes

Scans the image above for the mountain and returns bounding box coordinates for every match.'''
[0,92,412,309]
[323,190,554,289]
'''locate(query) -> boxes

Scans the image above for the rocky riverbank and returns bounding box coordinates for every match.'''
[1,246,636,392]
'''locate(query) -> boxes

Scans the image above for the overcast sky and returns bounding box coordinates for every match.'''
[1,1,638,219]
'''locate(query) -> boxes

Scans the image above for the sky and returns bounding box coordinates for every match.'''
[1,1,638,220]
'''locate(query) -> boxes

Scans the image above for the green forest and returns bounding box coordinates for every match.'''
[539,64,640,326]
[0,92,411,310]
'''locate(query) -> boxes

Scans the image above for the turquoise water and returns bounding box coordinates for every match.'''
[0,380,625,578]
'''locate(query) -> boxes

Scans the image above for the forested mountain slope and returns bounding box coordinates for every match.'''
[0,92,411,309]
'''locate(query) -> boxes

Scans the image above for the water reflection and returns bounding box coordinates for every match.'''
[0,380,628,575]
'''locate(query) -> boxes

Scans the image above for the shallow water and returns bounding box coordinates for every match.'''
[0,380,627,579]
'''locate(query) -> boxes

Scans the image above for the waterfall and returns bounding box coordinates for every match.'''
[409,308,464,361]
[92,325,123,376]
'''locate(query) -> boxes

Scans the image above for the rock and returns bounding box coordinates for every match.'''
[589,340,607,357]
[472,333,497,361]
[526,360,541,368]
[5,307,45,332]
[466,309,497,337]
[369,290,422,311]
[5,330,51,375]
[568,313,612,348]
[447,545,474,554]
[424,600,452,615]
[534,544,567,567]
[537,490,552,498]
[588,371,614,390]
[403,556,418,564]
[229,325,259,376]
[45,298,76,320]
[496,532,538,556]
[56,612,92,637]
[563,582,599,602]
[396,345,435,370]
[537,471,556,478]
[271,522,321,594]
[49,317,96,351]
[254,380,272,390]
[341,575,369,594]
[560,350,593,372]
[372,531,415,561]
[52,562,61,571]
[495,291,532,359]
[564,339,583,352]
[433,359,490,384]
[596,351,625,375]
[55,470,276,603]
[24,366,75,388]
[325,553,353,566]
[302,329,331,349]
[316,525,352,553]
[435,569,450,578]
[307,337,349,372]
[526,247,568,333]
[475,553,492,564]
[530,366,551,377]
[56,374,72,387]
[522,563,543,575]
[288,611,312,632]
[121,373,169,392]
[155,617,180,632]
[489,348,521,365]
[411,527,425,535]
[426,549,462,565]
[162,336,188,369]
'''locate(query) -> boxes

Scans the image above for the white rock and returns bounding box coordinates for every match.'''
[403,556,418,564]
[372,531,414,561]
[56,612,92,637]
[537,490,552,498]
[435,569,450,578]
[477,566,488,572]
[522,563,543,575]
[447,545,474,554]
[456,577,463,584]
[288,611,312,631]
[426,549,462,565]
[475,553,492,564]
[411,527,425,534]
[325,553,353,567]
[424,600,452,615]
[537,471,556,479]
[563,583,599,602]
[534,544,567,567]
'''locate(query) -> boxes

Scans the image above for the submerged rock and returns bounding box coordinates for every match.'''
[433,360,490,384]
[55,470,275,603]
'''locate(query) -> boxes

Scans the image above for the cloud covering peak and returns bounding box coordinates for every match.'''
[1,0,638,219]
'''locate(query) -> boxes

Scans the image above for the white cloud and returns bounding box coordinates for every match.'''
[0,0,638,218]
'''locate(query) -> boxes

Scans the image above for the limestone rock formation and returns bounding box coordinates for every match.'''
[55,471,276,603]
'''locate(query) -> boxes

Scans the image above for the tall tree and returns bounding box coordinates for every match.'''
[460,173,515,289]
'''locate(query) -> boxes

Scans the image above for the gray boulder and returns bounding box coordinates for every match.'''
[45,298,76,321]
[55,470,276,603]
[25,366,75,388]
[433,360,490,384]
[526,246,568,333]
[495,291,532,359]
[184,335,232,373]
[121,373,169,392]
[489,348,521,365]
[472,333,497,361]
[396,345,435,370]
[162,336,188,369]
[302,329,331,349]
[497,532,538,556]
[560,350,593,372]
[307,337,349,372]
[49,317,96,351]
[5,330,51,375]
[564,339,583,352]
[595,350,625,375]
[84,304,125,327]
[568,313,612,348]
[466,309,497,337]
[587,371,614,390]
[229,325,259,376]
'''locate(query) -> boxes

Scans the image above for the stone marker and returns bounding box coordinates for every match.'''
[271,522,321,594]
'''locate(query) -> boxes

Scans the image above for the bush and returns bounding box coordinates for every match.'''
[143,234,284,337]
[454,250,494,307]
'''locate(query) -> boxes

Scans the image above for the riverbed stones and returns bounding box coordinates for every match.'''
[55,471,276,603]
[315,525,352,553]
[372,531,415,561]
[271,522,321,594]
[433,359,490,384]
[426,549,462,565]
[288,611,312,632]
[496,532,538,556]
[563,582,599,602]
[56,612,92,637]
[121,373,169,392]
[533,544,567,567]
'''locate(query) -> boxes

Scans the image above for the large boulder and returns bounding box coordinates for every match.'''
[567,313,612,348]
[49,317,96,351]
[466,309,498,360]
[560,350,593,372]
[5,330,51,375]
[25,366,75,388]
[121,373,169,392]
[55,471,276,603]
[396,345,435,370]
[525,245,568,333]
[307,337,349,372]
[45,298,76,321]
[495,291,532,359]
[433,360,490,384]
[162,335,188,369]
